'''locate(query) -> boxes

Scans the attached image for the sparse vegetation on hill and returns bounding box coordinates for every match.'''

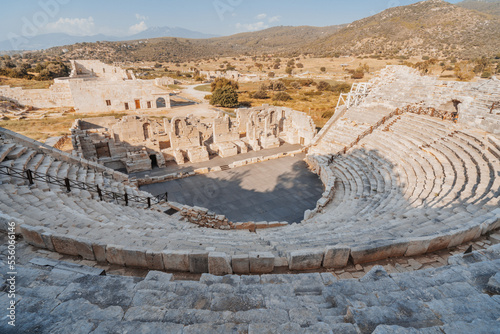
[31,0,500,64]
[457,0,500,16]
[307,0,500,59]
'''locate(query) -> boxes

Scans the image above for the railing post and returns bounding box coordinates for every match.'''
[97,185,103,201]
[165,192,168,202]
[26,169,34,185]
[65,178,71,192]
[147,197,151,208]
[125,192,128,206]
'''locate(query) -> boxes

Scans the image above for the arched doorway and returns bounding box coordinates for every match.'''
[156,97,166,108]
[143,123,150,141]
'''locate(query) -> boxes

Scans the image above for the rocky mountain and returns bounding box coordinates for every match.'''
[305,0,500,58]
[457,0,500,16]
[36,0,500,61]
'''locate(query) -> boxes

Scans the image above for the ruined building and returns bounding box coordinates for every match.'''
[0,60,171,113]
[70,106,316,173]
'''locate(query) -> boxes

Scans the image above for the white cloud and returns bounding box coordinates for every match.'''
[256,13,267,20]
[135,14,149,21]
[129,21,148,35]
[268,15,281,23]
[43,17,96,36]
[236,21,269,32]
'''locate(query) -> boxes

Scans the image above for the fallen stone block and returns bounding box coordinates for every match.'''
[106,244,126,266]
[427,234,453,253]
[323,245,350,268]
[232,254,250,274]
[208,252,232,276]
[249,252,275,274]
[92,242,107,263]
[288,249,324,270]
[162,250,190,272]
[41,231,55,251]
[189,251,209,273]
[73,237,96,261]
[146,250,164,270]
[20,224,46,249]
[52,234,79,257]
[351,240,408,264]
[122,247,148,268]
[405,237,431,257]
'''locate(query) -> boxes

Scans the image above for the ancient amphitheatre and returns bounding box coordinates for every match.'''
[0,3,500,334]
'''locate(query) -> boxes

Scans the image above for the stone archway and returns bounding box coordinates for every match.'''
[143,123,151,141]
[156,97,166,108]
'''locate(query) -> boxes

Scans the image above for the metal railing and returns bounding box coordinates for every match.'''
[0,165,167,209]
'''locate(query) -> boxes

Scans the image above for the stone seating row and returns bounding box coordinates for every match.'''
[2,244,500,334]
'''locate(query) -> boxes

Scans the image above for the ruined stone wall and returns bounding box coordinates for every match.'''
[365,66,500,134]
[0,81,74,108]
[68,78,170,113]
[70,60,134,81]
[0,60,171,113]
[236,106,316,148]
[213,116,239,144]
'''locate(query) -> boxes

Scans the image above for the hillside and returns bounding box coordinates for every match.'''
[306,0,500,58]
[457,0,500,16]
[39,0,500,62]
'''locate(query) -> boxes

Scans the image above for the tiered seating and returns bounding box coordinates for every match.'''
[261,113,499,256]
[309,105,394,155]
[0,101,499,271]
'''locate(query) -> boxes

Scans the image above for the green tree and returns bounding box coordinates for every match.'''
[210,86,239,107]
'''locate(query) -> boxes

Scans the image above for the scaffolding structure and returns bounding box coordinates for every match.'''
[336,82,371,111]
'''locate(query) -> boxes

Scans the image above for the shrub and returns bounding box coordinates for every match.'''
[331,82,351,94]
[239,101,252,108]
[300,79,314,87]
[210,86,239,107]
[481,71,492,79]
[351,71,364,79]
[268,71,275,78]
[317,81,332,91]
[320,67,326,72]
[272,92,292,102]
[268,81,287,91]
[210,77,239,92]
[251,90,269,99]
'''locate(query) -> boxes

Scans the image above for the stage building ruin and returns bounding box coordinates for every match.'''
[0,60,171,113]
[70,105,316,173]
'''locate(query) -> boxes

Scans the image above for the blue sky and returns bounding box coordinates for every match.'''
[1,0,463,41]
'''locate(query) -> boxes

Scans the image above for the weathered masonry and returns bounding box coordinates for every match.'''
[0,60,171,113]
[70,105,316,173]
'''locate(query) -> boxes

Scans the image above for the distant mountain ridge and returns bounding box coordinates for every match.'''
[0,26,218,51]
[24,0,500,60]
